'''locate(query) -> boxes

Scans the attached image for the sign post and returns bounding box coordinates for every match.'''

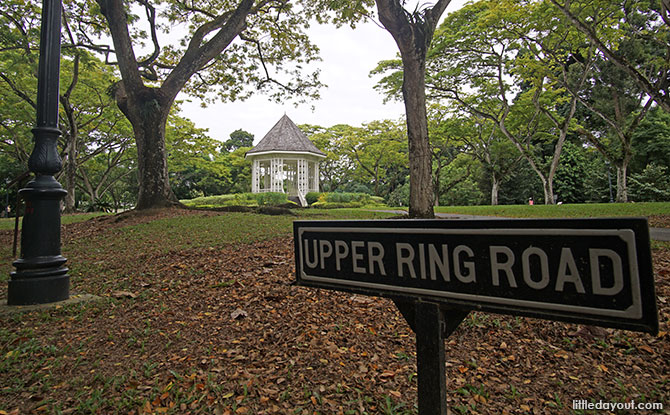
[293,218,658,413]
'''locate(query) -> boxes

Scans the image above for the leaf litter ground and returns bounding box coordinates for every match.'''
[0,208,668,414]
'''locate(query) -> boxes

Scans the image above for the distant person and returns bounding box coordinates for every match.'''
[528,197,534,206]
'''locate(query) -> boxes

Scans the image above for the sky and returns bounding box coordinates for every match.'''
[178,0,468,145]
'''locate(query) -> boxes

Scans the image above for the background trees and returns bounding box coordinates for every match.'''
[373,0,669,205]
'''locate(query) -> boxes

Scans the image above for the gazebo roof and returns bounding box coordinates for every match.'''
[245,114,326,158]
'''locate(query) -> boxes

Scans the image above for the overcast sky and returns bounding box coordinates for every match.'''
[178,1,468,145]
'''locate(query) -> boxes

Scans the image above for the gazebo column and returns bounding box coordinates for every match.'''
[270,158,277,192]
[251,159,259,193]
[314,162,320,192]
[297,159,307,196]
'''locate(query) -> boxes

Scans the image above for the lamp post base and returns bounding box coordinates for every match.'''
[7,271,70,305]
[7,175,69,306]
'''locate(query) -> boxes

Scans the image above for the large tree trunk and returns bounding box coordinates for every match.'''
[375,0,451,219]
[114,84,177,209]
[542,178,555,205]
[403,57,434,218]
[130,92,175,210]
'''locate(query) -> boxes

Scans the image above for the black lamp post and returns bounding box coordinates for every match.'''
[7,0,69,305]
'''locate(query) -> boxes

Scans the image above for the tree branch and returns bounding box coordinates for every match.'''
[162,0,255,101]
[96,0,143,91]
[136,0,161,69]
[549,0,670,112]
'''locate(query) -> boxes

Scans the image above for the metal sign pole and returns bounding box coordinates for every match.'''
[395,299,468,414]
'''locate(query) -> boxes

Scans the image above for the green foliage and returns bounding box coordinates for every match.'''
[254,192,289,206]
[386,182,409,207]
[631,107,670,173]
[181,194,255,208]
[0,153,25,212]
[167,115,252,200]
[223,129,254,152]
[310,192,384,208]
[302,124,355,192]
[305,192,320,205]
[629,164,670,202]
[553,141,592,203]
[180,192,289,208]
[372,0,669,205]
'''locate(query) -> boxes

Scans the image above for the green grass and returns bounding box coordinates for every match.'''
[0,212,110,231]
[181,192,290,208]
[431,202,670,219]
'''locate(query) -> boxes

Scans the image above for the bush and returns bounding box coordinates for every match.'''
[310,192,384,209]
[254,192,289,206]
[629,164,670,202]
[305,192,321,205]
[385,184,409,207]
[311,201,364,209]
[181,192,289,208]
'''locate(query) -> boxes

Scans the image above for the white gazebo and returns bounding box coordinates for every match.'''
[245,115,326,206]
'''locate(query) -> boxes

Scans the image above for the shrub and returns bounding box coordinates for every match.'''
[254,192,289,206]
[629,164,670,202]
[181,192,289,208]
[309,192,384,209]
[306,192,321,205]
[311,201,364,209]
[386,183,409,207]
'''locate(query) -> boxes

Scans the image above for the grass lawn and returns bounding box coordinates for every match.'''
[0,207,668,414]
[432,202,670,219]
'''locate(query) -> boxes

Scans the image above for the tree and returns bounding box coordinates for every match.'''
[631,107,670,173]
[77,0,353,209]
[339,120,408,197]
[439,153,484,206]
[374,0,452,218]
[459,115,521,205]
[224,129,254,152]
[223,146,252,194]
[167,113,229,199]
[423,0,585,204]
[553,140,591,203]
[628,163,670,201]
[302,124,356,192]
[517,0,661,202]
[427,105,467,206]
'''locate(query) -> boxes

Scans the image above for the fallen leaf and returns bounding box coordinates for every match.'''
[111,291,137,299]
[231,309,248,320]
[638,345,654,354]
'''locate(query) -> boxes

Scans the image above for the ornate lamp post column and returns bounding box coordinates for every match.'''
[7,0,69,305]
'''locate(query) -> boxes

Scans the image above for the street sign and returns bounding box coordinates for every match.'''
[294,218,658,334]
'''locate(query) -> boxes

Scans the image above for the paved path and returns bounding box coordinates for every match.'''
[372,210,670,241]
